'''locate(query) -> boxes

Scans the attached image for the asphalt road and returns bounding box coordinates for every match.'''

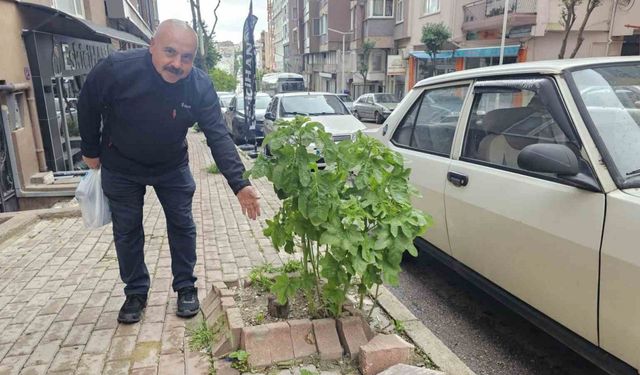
[388,252,608,375]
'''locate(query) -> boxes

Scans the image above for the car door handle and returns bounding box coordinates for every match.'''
[447,172,469,187]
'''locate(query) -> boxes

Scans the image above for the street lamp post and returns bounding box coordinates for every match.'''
[328,28,354,93]
[499,0,510,65]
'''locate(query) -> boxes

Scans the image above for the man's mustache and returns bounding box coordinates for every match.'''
[164,66,184,75]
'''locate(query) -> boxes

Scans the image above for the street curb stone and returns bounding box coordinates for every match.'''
[375,286,477,375]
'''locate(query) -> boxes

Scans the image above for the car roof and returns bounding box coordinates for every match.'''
[275,92,338,98]
[414,56,640,88]
[234,92,270,98]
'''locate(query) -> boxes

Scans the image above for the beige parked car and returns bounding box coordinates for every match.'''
[369,57,640,375]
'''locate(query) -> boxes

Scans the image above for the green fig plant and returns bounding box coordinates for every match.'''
[246,116,431,317]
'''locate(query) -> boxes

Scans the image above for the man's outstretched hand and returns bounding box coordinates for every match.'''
[237,186,261,220]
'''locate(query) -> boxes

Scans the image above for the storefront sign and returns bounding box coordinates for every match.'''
[52,36,111,77]
[387,55,406,76]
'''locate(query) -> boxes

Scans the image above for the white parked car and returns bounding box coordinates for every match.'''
[370,56,640,375]
[263,92,366,153]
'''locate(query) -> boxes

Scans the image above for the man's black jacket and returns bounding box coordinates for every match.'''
[78,48,250,194]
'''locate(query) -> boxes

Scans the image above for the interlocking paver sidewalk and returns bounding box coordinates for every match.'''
[0,132,289,375]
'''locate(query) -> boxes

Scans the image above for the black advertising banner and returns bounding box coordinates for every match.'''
[242,0,258,137]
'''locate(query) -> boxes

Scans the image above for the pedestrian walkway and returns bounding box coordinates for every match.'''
[0,132,288,375]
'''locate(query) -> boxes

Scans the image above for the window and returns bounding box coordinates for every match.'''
[372,52,383,72]
[392,85,468,155]
[463,88,573,172]
[370,0,393,17]
[320,14,328,35]
[424,0,440,15]
[350,7,355,30]
[313,19,321,36]
[55,0,85,17]
[396,0,404,22]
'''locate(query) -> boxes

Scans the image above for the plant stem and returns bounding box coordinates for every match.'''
[368,284,381,319]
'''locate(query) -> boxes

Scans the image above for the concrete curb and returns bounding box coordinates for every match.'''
[375,285,477,375]
[0,207,81,245]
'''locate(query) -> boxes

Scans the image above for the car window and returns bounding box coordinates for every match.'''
[373,94,398,103]
[392,85,468,156]
[279,95,349,116]
[463,88,573,174]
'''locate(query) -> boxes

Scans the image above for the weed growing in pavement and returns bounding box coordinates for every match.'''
[393,319,406,334]
[229,350,250,372]
[207,163,220,174]
[255,311,265,324]
[249,263,278,292]
[187,317,215,352]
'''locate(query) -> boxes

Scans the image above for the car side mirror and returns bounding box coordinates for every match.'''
[264,112,276,121]
[518,143,579,176]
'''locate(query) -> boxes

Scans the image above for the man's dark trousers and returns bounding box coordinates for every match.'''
[101,165,197,296]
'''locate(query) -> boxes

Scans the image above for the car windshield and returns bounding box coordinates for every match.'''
[280,95,349,116]
[236,96,272,111]
[220,95,234,107]
[571,63,640,188]
[373,94,398,103]
[337,94,353,102]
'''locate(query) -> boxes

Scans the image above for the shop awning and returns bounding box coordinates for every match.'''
[409,51,455,60]
[410,45,521,60]
[18,2,148,46]
[454,45,520,58]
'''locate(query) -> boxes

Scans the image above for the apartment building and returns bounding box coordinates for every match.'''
[0,0,157,211]
[401,0,640,90]
[272,0,289,72]
[301,0,351,92]
[216,40,240,76]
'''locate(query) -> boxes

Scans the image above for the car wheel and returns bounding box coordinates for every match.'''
[264,144,272,156]
[375,111,384,124]
[353,110,360,120]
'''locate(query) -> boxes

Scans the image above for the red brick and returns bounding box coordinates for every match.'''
[220,297,235,311]
[288,319,317,359]
[337,316,369,359]
[359,334,414,375]
[212,282,227,295]
[240,325,271,368]
[312,318,343,361]
[226,308,244,350]
[265,322,294,364]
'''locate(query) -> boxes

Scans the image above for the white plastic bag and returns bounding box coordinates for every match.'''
[75,169,112,229]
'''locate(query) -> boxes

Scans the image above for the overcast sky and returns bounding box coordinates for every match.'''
[157,0,268,44]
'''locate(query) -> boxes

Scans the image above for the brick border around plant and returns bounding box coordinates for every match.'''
[202,281,455,374]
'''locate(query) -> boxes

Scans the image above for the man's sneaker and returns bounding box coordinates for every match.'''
[117,294,147,324]
[177,286,200,318]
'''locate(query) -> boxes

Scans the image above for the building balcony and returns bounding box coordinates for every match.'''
[105,0,153,41]
[462,0,537,32]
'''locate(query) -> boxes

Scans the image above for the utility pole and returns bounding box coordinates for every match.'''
[499,0,510,65]
[328,28,353,93]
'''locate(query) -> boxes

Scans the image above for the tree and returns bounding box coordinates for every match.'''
[358,40,376,93]
[421,22,451,77]
[570,0,603,58]
[189,0,222,70]
[558,0,603,59]
[209,68,237,92]
[201,22,221,69]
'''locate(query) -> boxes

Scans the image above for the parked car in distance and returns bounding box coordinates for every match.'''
[224,92,271,145]
[352,93,400,124]
[336,93,354,112]
[218,92,234,113]
[263,92,366,153]
[369,56,640,375]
